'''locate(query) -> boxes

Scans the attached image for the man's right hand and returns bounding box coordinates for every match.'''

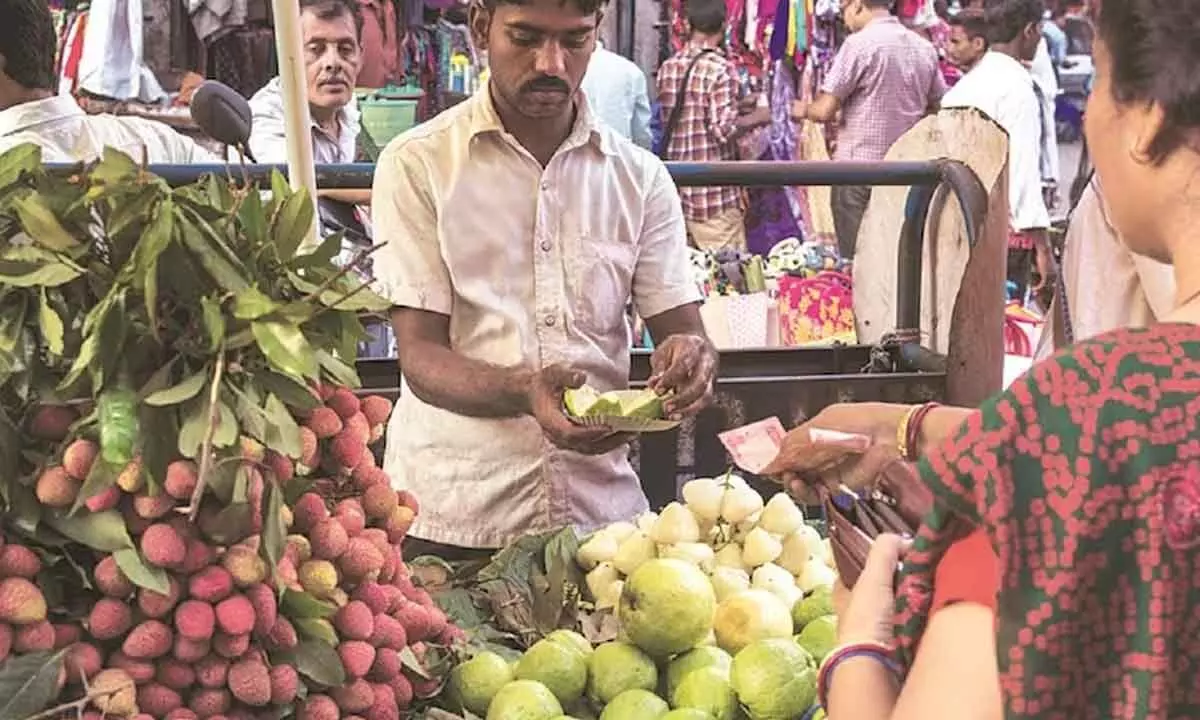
[527,365,634,455]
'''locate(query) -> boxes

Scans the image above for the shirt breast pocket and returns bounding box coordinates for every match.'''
[565,228,636,336]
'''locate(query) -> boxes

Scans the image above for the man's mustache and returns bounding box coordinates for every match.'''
[522,77,570,93]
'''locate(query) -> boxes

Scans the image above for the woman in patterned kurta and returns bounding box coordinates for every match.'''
[762,1,1200,717]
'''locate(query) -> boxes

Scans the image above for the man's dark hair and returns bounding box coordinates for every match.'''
[300,0,365,37]
[980,0,1044,44]
[475,0,607,16]
[686,0,726,34]
[948,8,989,42]
[0,0,57,90]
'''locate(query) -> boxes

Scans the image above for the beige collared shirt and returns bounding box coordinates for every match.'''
[371,86,700,548]
[248,77,361,164]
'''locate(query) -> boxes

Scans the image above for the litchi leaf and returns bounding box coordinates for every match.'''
[0,648,65,720]
[43,508,133,552]
[143,369,208,407]
[262,394,302,458]
[280,589,337,618]
[113,547,170,594]
[292,639,345,688]
[260,481,286,581]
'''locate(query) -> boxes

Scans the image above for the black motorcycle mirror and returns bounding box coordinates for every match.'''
[190,80,257,162]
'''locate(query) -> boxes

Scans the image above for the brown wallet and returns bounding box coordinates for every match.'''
[821,460,933,588]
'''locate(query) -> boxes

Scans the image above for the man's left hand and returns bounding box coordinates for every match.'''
[648,334,717,419]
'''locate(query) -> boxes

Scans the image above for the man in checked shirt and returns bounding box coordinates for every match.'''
[657,0,772,252]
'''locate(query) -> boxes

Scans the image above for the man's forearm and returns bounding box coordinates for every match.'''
[399,339,534,418]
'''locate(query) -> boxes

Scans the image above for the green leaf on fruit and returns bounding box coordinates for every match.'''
[37,289,63,356]
[177,398,207,459]
[0,143,39,189]
[281,590,337,618]
[70,458,117,515]
[315,349,360,389]
[261,482,286,583]
[43,509,134,552]
[256,371,320,412]
[252,319,318,379]
[144,369,208,406]
[233,285,280,321]
[263,393,302,458]
[14,195,78,251]
[292,639,345,687]
[204,503,254,545]
[399,647,432,680]
[0,649,66,720]
[113,548,170,594]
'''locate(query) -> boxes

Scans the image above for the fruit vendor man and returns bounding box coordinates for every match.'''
[370,0,718,555]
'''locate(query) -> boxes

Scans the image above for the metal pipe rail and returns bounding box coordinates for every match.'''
[46,159,988,362]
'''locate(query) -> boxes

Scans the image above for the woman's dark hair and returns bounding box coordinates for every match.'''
[1094,0,1200,160]
[980,0,1044,44]
[0,0,57,90]
[686,0,727,34]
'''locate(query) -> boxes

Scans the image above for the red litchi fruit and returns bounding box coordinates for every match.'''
[393,603,432,643]
[141,523,186,569]
[298,427,319,468]
[338,640,376,679]
[364,682,399,720]
[138,576,182,618]
[332,678,374,713]
[266,616,299,650]
[397,490,420,515]
[53,623,81,649]
[439,624,467,645]
[352,582,390,615]
[306,407,343,439]
[0,545,42,579]
[244,583,276,637]
[164,460,199,500]
[134,492,175,520]
[328,388,362,419]
[275,556,300,590]
[361,396,393,427]
[385,507,414,544]
[334,601,375,641]
[122,619,173,659]
[345,412,371,445]
[172,635,211,662]
[138,683,183,716]
[239,436,266,463]
[228,657,271,706]
[175,599,216,641]
[300,694,338,720]
[370,613,407,650]
[189,566,234,602]
[195,655,229,688]
[390,673,414,710]
[88,597,133,639]
[212,631,250,659]
[285,534,313,563]
[311,519,350,560]
[35,466,80,508]
[214,594,255,636]
[221,546,267,587]
[115,457,145,493]
[264,451,295,483]
[426,606,448,637]
[409,587,435,608]
[61,439,98,481]
[156,659,196,690]
[14,620,55,652]
[361,484,399,522]
[335,500,368,536]
[339,537,385,583]
[84,484,122,512]
[350,450,377,479]
[329,431,366,470]
[292,493,329,533]
[108,651,156,683]
[379,584,405,614]
[269,664,299,705]
[64,642,102,683]
[28,405,77,441]
[189,688,231,718]
[180,538,215,574]
[352,466,388,492]
[368,647,400,682]
[166,709,197,720]
[359,528,390,556]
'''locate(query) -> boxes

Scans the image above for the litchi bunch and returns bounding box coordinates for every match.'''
[294,386,393,484]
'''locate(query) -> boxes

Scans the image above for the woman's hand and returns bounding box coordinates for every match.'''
[838,533,911,646]
[760,402,912,502]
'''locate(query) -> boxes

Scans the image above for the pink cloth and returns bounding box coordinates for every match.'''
[819,16,944,161]
[357,0,399,89]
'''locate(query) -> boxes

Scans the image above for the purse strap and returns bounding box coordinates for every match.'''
[658,48,717,160]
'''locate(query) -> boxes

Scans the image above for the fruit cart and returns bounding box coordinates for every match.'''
[135,157,1000,509]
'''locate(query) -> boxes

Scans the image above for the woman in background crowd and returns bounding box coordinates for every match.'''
[765,0,1200,716]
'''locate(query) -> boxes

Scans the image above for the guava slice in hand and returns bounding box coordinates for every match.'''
[564,386,601,417]
[617,389,664,419]
[565,387,662,419]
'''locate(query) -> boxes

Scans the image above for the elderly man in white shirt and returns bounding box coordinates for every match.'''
[0,0,218,164]
[371,0,717,554]
[942,0,1052,300]
[580,42,652,149]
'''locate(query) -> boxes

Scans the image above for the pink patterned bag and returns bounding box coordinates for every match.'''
[777,271,857,346]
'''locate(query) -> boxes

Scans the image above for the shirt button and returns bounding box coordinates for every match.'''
[540,241,552,252]
[544,315,556,327]
[540,181,549,191]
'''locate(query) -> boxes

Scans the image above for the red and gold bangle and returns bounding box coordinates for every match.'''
[896,402,940,461]
[816,641,903,709]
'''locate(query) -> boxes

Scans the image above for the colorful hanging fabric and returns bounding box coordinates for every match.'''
[56,10,89,97]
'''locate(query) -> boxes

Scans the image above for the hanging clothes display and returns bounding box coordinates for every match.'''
[358,0,401,88]
[56,6,90,96]
[76,0,166,102]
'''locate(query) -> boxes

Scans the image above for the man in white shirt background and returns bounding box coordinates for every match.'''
[371,0,717,556]
[0,0,218,164]
[942,0,1052,301]
[580,41,652,149]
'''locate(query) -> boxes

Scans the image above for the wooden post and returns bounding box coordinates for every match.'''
[270,0,321,250]
[852,108,1010,407]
